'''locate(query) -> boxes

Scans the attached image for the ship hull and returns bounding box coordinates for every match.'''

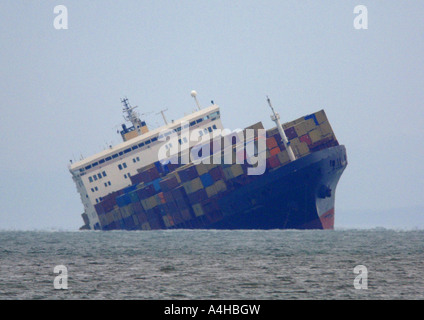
[181,145,346,230]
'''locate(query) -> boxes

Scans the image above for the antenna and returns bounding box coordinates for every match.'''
[266,96,296,162]
[121,97,142,134]
[191,90,201,110]
[156,108,169,125]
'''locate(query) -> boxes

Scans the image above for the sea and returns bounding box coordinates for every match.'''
[0,229,423,300]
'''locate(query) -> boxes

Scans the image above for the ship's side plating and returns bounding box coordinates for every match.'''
[210,145,347,230]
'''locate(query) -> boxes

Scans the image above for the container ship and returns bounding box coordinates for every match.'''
[69,92,347,231]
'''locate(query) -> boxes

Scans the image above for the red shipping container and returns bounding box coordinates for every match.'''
[270,147,280,156]
[299,134,313,145]
[158,192,166,204]
[267,155,280,169]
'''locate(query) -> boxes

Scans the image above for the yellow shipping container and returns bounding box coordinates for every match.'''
[267,127,279,137]
[282,117,304,129]
[214,180,227,193]
[309,128,323,144]
[231,164,244,178]
[145,196,158,210]
[304,118,317,132]
[206,162,218,171]
[192,203,205,217]
[314,110,327,124]
[192,177,203,192]
[205,184,218,197]
[163,216,171,228]
[196,163,209,175]
[223,166,234,180]
[319,121,334,137]
[290,137,301,148]
[183,177,203,194]
[293,142,310,158]
[294,122,308,137]
[277,150,290,165]
[172,171,181,184]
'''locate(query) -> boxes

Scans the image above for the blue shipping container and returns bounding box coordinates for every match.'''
[116,194,131,207]
[200,173,214,188]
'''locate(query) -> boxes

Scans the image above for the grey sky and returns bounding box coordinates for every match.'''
[0,1,423,230]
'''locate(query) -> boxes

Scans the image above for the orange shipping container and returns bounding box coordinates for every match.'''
[270,147,280,156]
[266,137,278,150]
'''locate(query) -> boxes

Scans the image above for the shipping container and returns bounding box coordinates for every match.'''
[214,180,227,193]
[309,128,323,144]
[277,150,290,166]
[266,136,278,150]
[299,134,313,145]
[192,203,205,217]
[205,184,218,197]
[209,166,225,181]
[178,165,199,182]
[284,127,298,140]
[230,164,244,178]
[195,163,209,176]
[187,188,208,204]
[270,146,280,156]
[199,173,214,188]
[319,121,334,137]
[314,110,327,124]
[116,194,131,208]
[267,154,280,169]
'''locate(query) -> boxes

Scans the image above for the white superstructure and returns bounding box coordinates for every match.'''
[69,96,224,229]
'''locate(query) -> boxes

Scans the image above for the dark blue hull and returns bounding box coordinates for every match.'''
[201,145,347,230]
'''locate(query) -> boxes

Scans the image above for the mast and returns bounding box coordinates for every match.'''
[267,96,296,162]
[156,108,169,125]
[121,97,142,134]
